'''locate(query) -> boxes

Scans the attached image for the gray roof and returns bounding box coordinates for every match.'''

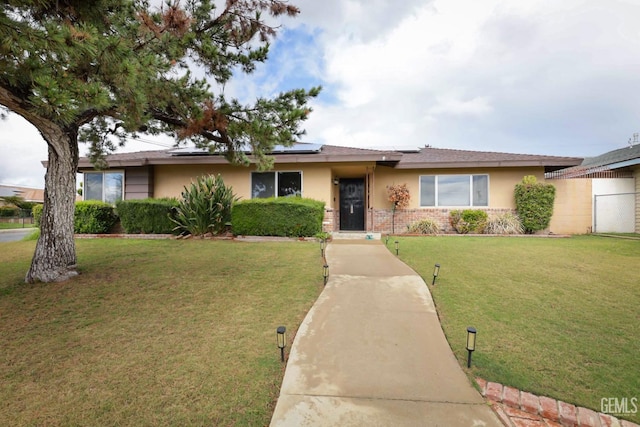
[76,144,402,168]
[396,147,582,169]
[581,144,640,168]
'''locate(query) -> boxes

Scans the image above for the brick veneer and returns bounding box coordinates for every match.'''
[476,378,639,427]
[374,208,516,234]
[325,207,518,234]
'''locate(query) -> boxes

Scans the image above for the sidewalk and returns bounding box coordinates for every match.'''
[270,240,502,426]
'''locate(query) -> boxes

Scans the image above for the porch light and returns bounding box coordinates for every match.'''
[277,326,286,362]
[432,263,441,286]
[323,263,329,285]
[466,327,477,368]
[395,240,399,256]
[333,177,339,185]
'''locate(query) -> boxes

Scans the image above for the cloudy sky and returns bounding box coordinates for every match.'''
[2,0,639,188]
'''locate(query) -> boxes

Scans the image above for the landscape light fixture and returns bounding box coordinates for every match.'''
[320,238,326,257]
[323,264,329,285]
[385,234,390,245]
[432,263,441,286]
[466,327,477,368]
[277,326,286,362]
[395,240,399,256]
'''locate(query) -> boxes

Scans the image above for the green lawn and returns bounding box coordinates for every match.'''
[393,235,639,423]
[2,236,638,424]
[0,239,323,426]
[0,222,35,229]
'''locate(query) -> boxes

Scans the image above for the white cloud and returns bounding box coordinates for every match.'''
[0,114,47,188]
[427,94,493,117]
[291,0,640,155]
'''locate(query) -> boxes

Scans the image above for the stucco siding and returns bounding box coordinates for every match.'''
[371,167,544,209]
[148,162,592,235]
[153,163,335,204]
[547,178,592,235]
[153,164,248,199]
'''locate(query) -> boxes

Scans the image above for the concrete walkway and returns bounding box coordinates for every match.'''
[270,240,502,426]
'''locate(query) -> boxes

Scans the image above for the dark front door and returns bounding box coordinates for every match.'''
[339,178,365,231]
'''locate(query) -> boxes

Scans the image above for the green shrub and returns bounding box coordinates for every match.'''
[0,207,18,217]
[116,198,178,234]
[514,176,556,234]
[32,204,43,226]
[74,201,118,234]
[407,219,440,234]
[0,195,35,211]
[172,174,238,236]
[232,197,325,237]
[485,212,524,235]
[315,231,331,241]
[449,209,488,234]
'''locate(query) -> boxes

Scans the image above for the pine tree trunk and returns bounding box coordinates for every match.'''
[25,125,79,283]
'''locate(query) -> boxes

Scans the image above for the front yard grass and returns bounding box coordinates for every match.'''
[395,235,639,423]
[0,239,323,426]
[0,222,35,229]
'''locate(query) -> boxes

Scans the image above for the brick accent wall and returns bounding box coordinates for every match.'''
[323,208,335,233]
[370,208,516,234]
[326,207,517,234]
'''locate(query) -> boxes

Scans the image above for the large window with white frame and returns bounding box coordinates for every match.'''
[420,174,488,207]
[251,171,302,198]
[84,171,124,204]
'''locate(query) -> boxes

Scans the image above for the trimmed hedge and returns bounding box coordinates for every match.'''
[514,175,556,234]
[116,198,178,234]
[0,207,18,217]
[232,197,325,237]
[74,201,118,234]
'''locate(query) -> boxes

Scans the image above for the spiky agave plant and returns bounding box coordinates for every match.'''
[172,174,239,236]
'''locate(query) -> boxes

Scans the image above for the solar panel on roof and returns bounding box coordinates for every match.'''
[168,143,323,156]
[271,143,323,153]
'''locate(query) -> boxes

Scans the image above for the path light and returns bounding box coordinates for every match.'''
[432,263,441,286]
[385,234,390,245]
[323,263,329,285]
[277,326,286,362]
[320,238,326,257]
[466,327,477,368]
[395,240,399,256]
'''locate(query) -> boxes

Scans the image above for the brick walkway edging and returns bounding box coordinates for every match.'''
[476,378,639,427]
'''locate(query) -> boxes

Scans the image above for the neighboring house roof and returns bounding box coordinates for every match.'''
[581,143,640,168]
[0,185,45,203]
[546,144,640,179]
[76,143,582,170]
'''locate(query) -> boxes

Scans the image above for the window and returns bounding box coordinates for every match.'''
[419,175,488,207]
[251,171,302,198]
[84,172,124,204]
